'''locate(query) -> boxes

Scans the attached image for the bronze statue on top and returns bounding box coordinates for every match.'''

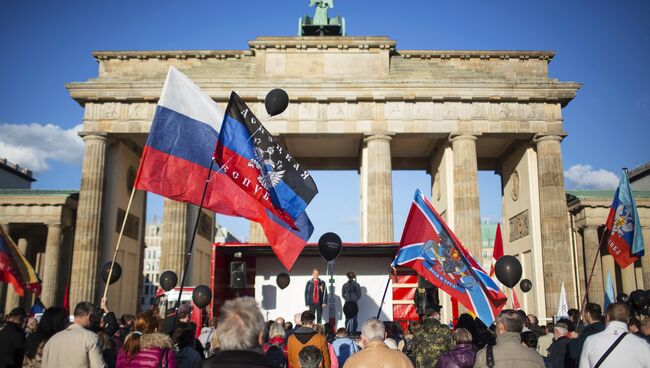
[299,0,346,36]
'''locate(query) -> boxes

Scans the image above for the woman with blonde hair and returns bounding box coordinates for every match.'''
[116,309,176,368]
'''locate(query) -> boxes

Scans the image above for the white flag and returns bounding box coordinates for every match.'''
[556,282,569,318]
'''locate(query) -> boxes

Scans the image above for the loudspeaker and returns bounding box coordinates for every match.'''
[230,262,246,289]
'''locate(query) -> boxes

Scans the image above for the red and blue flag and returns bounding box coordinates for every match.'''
[214,92,318,229]
[392,189,507,326]
[605,170,644,268]
[135,67,314,270]
[0,225,41,297]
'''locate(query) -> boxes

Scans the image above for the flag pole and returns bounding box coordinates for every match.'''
[579,223,608,316]
[102,185,137,300]
[171,158,215,333]
[376,273,392,320]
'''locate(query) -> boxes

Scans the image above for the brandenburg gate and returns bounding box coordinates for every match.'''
[66,35,580,318]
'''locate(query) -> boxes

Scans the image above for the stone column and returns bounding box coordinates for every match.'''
[5,238,28,313]
[582,226,604,304]
[451,134,482,259]
[161,199,188,274]
[360,134,393,242]
[41,224,62,307]
[621,264,637,294]
[535,134,575,315]
[601,254,617,295]
[70,133,107,307]
[249,222,266,243]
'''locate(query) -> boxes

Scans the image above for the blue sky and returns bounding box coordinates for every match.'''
[0,0,648,242]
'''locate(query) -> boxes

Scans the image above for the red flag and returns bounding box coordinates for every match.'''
[512,289,521,310]
[489,224,504,277]
[0,225,41,297]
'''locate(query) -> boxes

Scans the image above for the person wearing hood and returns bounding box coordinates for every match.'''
[116,309,176,368]
[435,328,476,368]
[287,311,330,368]
[173,327,201,368]
[412,308,453,368]
[0,307,26,368]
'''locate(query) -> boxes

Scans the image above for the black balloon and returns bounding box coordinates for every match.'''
[192,285,212,309]
[276,273,290,290]
[318,232,342,261]
[101,262,122,285]
[159,270,178,292]
[494,256,522,289]
[520,279,533,293]
[616,292,629,303]
[264,89,289,116]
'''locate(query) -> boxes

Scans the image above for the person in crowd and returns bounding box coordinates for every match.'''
[537,322,554,358]
[567,309,584,334]
[547,321,572,368]
[455,314,478,348]
[24,317,38,336]
[516,310,532,333]
[287,311,330,368]
[520,331,539,350]
[42,302,106,368]
[414,287,437,321]
[526,315,543,337]
[294,313,303,329]
[115,309,175,368]
[164,305,196,337]
[24,307,69,368]
[198,318,218,358]
[642,317,650,343]
[173,327,201,368]
[275,317,285,326]
[202,297,274,368]
[342,318,412,368]
[579,302,650,368]
[472,319,495,350]
[331,328,358,367]
[342,272,361,333]
[304,269,327,325]
[398,321,420,366]
[412,307,453,367]
[629,317,642,335]
[314,324,338,368]
[284,322,293,335]
[263,322,288,368]
[0,307,26,368]
[435,328,476,368]
[474,309,545,368]
[567,302,604,365]
[299,346,323,368]
[98,297,122,367]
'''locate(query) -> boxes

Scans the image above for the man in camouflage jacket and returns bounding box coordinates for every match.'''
[412,310,454,367]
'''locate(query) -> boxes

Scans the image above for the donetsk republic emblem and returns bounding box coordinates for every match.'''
[612,203,634,238]
[252,146,285,190]
[420,233,475,288]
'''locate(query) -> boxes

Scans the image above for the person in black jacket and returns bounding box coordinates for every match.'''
[0,307,26,368]
[567,303,605,367]
[547,320,573,368]
[304,268,327,324]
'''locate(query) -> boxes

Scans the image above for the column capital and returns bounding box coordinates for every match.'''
[449,133,479,143]
[533,133,566,144]
[363,133,393,143]
[79,131,108,141]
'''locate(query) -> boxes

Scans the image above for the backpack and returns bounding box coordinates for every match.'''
[265,345,287,368]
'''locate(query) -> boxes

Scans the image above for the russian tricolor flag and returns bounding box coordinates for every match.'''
[135,67,314,270]
[392,189,507,326]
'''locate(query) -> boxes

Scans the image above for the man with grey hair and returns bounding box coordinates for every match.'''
[343,318,413,368]
[474,309,545,368]
[202,297,275,367]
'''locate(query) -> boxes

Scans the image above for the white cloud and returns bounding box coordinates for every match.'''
[0,123,83,173]
[564,164,618,190]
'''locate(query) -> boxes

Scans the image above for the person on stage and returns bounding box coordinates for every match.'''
[304,268,328,324]
[342,271,361,333]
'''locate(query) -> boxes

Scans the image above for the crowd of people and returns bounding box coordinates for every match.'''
[1,296,650,368]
